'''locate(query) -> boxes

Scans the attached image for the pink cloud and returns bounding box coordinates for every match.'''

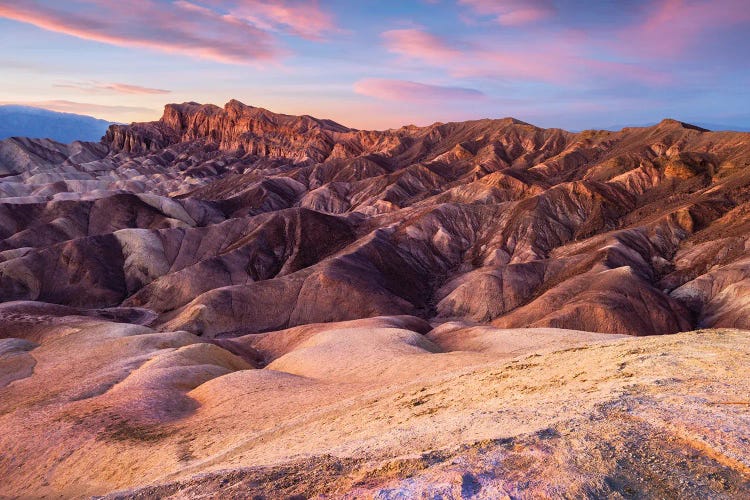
[102,83,171,95]
[382,29,462,65]
[616,0,750,58]
[55,81,171,95]
[381,27,669,85]
[458,0,555,26]
[226,0,335,39]
[383,27,564,81]
[0,0,336,63]
[353,79,485,101]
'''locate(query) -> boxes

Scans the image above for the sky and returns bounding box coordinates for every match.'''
[1,0,749,130]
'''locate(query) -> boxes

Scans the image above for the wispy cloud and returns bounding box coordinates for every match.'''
[458,0,555,26]
[382,26,669,85]
[614,0,750,58]
[222,0,335,39]
[54,81,171,95]
[354,79,485,101]
[0,0,336,63]
[382,28,462,65]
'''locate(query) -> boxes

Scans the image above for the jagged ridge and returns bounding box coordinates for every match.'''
[0,100,749,336]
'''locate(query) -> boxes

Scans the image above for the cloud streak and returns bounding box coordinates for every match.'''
[615,0,750,58]
[382,26,669,85]
[0,0,335,63]
[223,0,335,39]
[55,81,171,95]
[354,79,485,101]
[458,0,555,26]
[383,29,462,65]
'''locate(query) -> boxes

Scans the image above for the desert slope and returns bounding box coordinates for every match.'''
[0,303,748,498]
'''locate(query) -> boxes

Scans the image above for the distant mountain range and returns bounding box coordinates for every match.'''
[0,105,113,143]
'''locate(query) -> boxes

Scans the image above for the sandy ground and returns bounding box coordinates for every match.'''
[0,311,748,498]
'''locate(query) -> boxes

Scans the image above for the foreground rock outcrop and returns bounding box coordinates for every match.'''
[0,303,748,498]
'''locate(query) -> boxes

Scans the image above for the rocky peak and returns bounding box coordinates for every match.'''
[102,101,728,171]
[104,100,354,162]
[656,118,709,132]
[161,102,222,133]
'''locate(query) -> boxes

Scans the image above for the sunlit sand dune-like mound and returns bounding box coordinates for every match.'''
[1,305,748,498]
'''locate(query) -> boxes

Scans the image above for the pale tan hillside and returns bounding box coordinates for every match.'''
[0,304,748,498]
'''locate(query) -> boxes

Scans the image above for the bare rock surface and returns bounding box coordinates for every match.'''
[2,102,749,335]
[0,306,747,498]
[2,102,750,497]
